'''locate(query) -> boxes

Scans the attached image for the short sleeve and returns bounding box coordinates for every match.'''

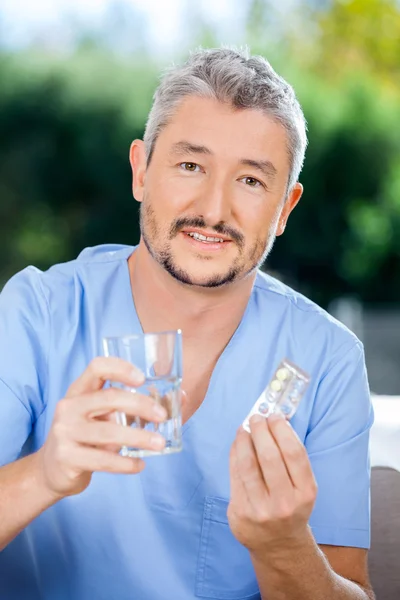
[306,342,373,549]
[0,268,49,466]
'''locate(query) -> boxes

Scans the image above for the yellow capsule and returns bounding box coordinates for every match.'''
[276,368,289,381]
[270,379,282,392]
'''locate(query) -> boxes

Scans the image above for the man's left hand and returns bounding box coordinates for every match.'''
[228,413,318,557]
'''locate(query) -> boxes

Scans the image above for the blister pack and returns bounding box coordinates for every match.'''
[242,359,310,432]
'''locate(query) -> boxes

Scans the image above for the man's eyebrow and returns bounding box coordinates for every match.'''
[170,141,278,180]
[240,159,278,180]
[170,141,213,156]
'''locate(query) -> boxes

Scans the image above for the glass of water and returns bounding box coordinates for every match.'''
[102,330,183,457]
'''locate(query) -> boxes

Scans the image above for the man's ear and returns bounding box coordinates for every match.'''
[129,139,147,203]
[276,182,303,236]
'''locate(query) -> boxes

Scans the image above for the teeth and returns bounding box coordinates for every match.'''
[188,232,224,243]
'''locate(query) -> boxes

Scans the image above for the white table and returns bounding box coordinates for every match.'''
[370,395,400,471]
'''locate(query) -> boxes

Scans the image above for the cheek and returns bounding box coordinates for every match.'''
[148,172,198,213]
[236,199,280,239]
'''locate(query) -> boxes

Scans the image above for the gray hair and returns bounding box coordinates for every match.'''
[143,47,308,193]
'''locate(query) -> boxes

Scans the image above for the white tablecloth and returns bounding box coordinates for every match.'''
[370,395,400,471]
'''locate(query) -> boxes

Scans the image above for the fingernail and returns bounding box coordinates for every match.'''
[250,414,265,424]
[131,368,145,383]
[154,405,168,420]
[151,435,166,449]
[268,413,284,422]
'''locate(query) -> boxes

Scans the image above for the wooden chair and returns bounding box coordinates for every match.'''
[368,466,400,599]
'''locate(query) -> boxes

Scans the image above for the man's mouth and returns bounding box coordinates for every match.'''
[182,228,231,245]
[186,232,225,243]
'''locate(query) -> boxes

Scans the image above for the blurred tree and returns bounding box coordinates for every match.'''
[269,74,400,305]
[267,0,400,85]
[0,53,156,284]
[243,0,400,305]
[1,0,400,307]
[313,0,400,84]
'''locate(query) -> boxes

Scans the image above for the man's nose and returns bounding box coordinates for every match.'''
[193,176,232,226]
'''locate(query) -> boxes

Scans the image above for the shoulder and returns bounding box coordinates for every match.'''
[1,243,134,316]
[0,264,48,321]
[252,270,361,358]
[37,243,133,293]
[74,244,134,265]
[43,243,134,279]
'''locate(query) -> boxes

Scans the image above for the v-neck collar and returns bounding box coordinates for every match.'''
[104,247,262,511]
[119,245,255,434]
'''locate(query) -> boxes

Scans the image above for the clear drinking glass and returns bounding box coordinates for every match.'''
[102,330,183,457]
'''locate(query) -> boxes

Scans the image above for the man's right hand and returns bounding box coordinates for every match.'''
[36,357,168,500]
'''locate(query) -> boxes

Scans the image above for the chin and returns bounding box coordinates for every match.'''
[155,246,242,288]
[170,264,239,288]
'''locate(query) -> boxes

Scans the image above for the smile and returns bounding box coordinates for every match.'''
[186,232,225,243]
[181,230,231,252]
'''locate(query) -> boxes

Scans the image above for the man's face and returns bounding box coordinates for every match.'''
[131,96,302,288]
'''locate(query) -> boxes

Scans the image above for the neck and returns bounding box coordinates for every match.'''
[128,240,256,344]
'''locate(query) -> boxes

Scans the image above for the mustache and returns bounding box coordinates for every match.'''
[170,217,245,248]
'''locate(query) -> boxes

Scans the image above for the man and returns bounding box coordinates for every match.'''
[0,47,375,599]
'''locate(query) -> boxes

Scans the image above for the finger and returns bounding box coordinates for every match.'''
[95,412,124,452]
[70,445,146,474]
[249,414,293,495]
[234,425,269,509]
[75,421,166,453]
[122,391,184,428]
[66,356,144,397]
[180,389,188,407]
[98,397,177,429]
[65,388,168,422]
[267,414,315,491]
[97,410,119,423]
[97,410,141,439]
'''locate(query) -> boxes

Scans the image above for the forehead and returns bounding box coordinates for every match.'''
[155,95,290,170]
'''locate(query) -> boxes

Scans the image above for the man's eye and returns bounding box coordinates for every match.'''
[242,176,262,188]
[180,162,199,172]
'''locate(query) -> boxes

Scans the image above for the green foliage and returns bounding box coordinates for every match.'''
[313,0,400,84]
[249,0,400,87]
[0,51,158,283]
[269,71,400,305]
[242,0,400,305]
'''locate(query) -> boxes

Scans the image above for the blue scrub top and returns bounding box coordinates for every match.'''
[0,245,373,600]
